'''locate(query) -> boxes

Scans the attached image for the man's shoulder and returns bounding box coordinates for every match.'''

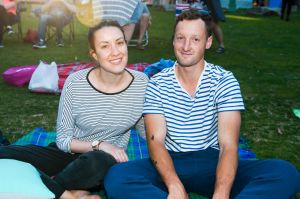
[150,67,174,82]
[206,62,234,79]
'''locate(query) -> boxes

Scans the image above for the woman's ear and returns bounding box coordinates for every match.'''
[89,49,97,61]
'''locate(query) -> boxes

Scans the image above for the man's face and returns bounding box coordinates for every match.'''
[173,19,212,68]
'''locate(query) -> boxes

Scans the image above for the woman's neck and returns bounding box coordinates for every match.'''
[89,67,132,93]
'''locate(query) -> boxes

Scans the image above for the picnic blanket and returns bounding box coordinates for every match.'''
[14,128,256,199]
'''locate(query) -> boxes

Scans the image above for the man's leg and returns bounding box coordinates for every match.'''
[38,14,52,42]
[231,159,300,199]
[0,5,9,45]
[105,148,220,199]
[104,158,168,199]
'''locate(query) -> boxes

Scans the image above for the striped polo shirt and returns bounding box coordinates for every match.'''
[56,67,148,153]
[143,62,245,152]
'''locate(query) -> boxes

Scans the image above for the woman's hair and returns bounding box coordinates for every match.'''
[88,20,126,51]
[172,9,213,40]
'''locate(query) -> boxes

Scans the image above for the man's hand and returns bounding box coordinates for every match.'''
[167,181,189,199]
[99,142,128,163]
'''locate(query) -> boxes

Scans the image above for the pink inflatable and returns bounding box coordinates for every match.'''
[2,65,37,87]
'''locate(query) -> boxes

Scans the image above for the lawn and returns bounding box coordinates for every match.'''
[0,5,299,174]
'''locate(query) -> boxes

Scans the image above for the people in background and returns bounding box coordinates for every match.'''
[203,0,226,53]
[104,9,300,199]
[135,1,151,50]
[281,0,295,21]
[0,20,148,199]
[33,0,76,49]
[0,0,17,48]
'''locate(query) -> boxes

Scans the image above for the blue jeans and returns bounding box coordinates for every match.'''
[38,12,72,42]
[104,148,300,199]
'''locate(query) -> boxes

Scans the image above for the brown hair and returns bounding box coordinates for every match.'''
[173,9,213,40]
[88,20,126,51]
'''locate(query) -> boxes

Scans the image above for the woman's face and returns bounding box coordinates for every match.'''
[90,26,128,75]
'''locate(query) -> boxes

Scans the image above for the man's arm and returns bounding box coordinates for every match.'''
[212,111,241,199]
[145,114,188,199]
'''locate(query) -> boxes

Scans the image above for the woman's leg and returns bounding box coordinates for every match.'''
[54,150,117,191]
[0,143,78,198]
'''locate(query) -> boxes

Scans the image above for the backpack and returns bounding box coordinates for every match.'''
[23,28,38,44]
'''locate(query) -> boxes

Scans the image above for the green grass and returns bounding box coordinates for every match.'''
[0,7,299,173]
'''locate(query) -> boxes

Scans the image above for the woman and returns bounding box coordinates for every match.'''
[0,20,148,199]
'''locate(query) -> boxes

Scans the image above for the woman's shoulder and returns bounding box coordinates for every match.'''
[64,68,92,86]
[127,69,149,83]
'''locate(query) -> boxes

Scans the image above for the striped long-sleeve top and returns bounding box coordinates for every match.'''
[56,67,148,153]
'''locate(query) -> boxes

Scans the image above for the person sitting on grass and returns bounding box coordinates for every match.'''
[0,20,148,199]
[0,0,18,48]
[33,0,76,49]
[104,9,300,199]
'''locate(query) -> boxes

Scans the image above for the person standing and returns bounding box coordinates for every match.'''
[104,9,300,199]
[281,0,295,21]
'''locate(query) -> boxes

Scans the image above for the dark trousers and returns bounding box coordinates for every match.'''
[281,0,294,21]
[0,5,17,43]
[0,143,116,198]
[105,148,300,199]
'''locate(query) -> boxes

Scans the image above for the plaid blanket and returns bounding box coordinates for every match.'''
[14,128,256,199]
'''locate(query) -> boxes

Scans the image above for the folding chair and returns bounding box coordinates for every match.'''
[128,21,149,47]
[3,2,26,40]
[46,15,75,43]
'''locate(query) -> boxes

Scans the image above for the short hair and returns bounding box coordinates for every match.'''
[173,9,213,40]
[88,20,126,51]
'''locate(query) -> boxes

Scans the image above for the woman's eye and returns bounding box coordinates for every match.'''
[101,45,108,49]
[117,41,125,46]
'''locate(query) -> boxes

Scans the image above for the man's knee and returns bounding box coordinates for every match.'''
[270,160,300,186]
[104,163,128,197]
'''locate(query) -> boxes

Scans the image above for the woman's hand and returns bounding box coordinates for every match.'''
[99,142,128,163]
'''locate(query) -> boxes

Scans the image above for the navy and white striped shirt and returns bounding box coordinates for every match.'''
[143,62,245,152]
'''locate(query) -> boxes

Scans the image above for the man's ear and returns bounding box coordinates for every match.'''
[89,49,97,61]
[205,35,213,49]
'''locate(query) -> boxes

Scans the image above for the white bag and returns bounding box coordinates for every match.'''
[28,61,59,93]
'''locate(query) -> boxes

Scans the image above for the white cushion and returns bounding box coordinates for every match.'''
[0,159,55,199]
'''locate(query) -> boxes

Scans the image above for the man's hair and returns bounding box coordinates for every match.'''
[88,20,125,51]
[173,9,213,40]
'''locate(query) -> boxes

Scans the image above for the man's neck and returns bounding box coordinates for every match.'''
[175,61,205,97]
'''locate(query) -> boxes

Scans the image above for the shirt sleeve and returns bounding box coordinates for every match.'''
[143,79,164,115]
[56,77,75,153]
[215,73,245,112]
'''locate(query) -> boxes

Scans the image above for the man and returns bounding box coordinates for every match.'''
[33,0,76,49]
[104,10,300,199]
